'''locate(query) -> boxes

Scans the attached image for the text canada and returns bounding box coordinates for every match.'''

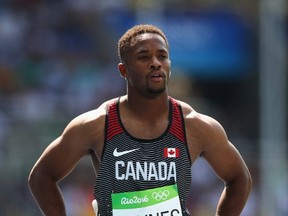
[115,161,177,181]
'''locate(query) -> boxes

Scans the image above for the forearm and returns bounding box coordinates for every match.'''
[28,173,67,216]
[216,177,252,216]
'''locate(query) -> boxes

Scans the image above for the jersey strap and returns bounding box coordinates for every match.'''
[169,97,186,144]
[106,100,123,141]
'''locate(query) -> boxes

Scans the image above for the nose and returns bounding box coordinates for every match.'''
[149,56,161,70]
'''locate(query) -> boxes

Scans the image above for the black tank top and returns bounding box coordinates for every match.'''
[94,97,192,216]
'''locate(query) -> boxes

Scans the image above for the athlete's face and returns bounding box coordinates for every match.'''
[119,33,171,97]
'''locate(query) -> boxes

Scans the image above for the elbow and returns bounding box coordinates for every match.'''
[28,163,60,194]
[28,166,39,193]
[226,168,253,196]
[241,166,253,193]
[246,170,253,194]
[28,164,47,194]
[232,168,253,196]
[240,170,253,205]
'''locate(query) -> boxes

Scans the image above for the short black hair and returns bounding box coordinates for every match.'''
[118,24,169,63]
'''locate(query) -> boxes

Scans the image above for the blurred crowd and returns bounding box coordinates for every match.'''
[0,0,272,215]
[0,1,127,215]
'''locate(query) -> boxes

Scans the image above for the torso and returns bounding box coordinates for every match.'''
[93,97,192,216]
[89,97,204,169]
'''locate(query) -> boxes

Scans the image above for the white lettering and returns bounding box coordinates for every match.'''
[114,161,177,181]
[125,161,136,180]
[121,195,149,205]
[115,161,125,180]
[167,162,176,181]
[158,162,167,180]
[148,162,158,180]
[136,161,147,180]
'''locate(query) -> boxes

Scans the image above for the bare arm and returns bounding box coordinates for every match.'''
[200,117,252,216]
[28,137,75,216]
[28,109,105,215]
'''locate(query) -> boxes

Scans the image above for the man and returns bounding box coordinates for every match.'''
[28,24,252,216]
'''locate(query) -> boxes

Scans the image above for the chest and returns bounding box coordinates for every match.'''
[100,132,191,182]
[122,118,169,140]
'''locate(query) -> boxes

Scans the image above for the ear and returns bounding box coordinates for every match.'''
[118,63,128,79]
[168,60,172,78]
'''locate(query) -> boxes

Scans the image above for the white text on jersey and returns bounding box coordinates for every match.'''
[115,161,177,181]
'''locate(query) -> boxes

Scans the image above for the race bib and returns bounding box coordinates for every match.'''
[111,184,183,216]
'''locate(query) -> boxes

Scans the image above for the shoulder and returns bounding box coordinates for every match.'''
[176,99,224,132]
[68,98,117,127]
[176,99,228,151]
[61,98,119,143]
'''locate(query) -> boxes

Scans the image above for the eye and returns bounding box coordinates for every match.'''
[138,55,149,60]
[159,55,168,60]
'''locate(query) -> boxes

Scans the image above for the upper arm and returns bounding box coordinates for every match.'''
[30,109,105,182]
[32,126,89,182]
[200,118,250,184]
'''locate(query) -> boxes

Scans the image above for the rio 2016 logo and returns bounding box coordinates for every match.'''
[152,190,170,201]
[121,196,149,205]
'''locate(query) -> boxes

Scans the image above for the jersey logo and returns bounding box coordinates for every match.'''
[164,148,180,158]
[113,148,140,157]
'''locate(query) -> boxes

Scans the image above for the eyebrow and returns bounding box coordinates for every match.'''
[135,48,168,55]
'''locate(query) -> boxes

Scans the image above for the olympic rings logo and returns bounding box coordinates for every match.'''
[152,190,170,201]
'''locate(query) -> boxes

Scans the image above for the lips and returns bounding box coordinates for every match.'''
[148,72,165,79]
[148,73,165,82]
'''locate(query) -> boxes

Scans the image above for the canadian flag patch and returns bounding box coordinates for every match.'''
[164,148,180,158]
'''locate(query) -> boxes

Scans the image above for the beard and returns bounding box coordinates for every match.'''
[146,81,167,95]
[147,86,166,94]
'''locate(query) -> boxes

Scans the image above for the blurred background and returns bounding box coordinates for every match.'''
[0,0,287,215]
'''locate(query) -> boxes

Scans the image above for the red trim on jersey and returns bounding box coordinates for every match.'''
[169,97,186,143]
[106,101,123,141]
[106,97,185,143]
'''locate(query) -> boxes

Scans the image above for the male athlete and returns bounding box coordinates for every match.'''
[28,24,252,216]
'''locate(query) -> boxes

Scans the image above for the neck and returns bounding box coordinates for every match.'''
[123,92,170,120]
